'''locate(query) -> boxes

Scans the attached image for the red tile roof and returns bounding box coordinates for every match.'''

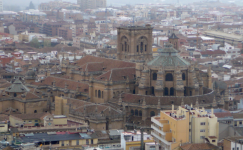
[74,55,135,72]
[38,76,89,93]
[95,67,135,81]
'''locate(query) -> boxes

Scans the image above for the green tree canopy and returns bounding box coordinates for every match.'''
[30,38,40,48]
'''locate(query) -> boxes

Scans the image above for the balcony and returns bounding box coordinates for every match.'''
[151,130,171,146]
[151,124,165,136]
[151,116,163,127]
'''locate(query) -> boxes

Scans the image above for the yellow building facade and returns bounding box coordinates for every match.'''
[151,105,219,150]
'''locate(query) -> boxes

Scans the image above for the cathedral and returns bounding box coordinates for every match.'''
[9,25,227,130]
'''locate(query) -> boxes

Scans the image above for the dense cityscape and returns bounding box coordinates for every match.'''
[0,0,242,149]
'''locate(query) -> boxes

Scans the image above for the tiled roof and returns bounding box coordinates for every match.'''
[180,143,220,150]
[148,44,190,67]
[232,113,243,119]
[16,92,40,100]
[65,98,122,116]
[74,55,135,72]
[95,67,135,81]
[200,50,226,55]
[10,113,50,120]
[5,79,29,93]
[38,76,89,93]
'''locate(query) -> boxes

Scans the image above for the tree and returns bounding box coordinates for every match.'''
[43,40,51,48]
[30,38,40,48]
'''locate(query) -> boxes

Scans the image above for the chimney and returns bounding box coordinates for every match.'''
[172,104,174,112]
[211,108,214,115]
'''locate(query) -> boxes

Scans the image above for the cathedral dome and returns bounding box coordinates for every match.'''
[147,43,190,67]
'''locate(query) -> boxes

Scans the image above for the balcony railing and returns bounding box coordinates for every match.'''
[151,124,165,136]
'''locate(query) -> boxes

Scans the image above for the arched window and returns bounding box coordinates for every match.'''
[164,87,168,96]
[34,110,37,113]
[152,73,157,80]
[102,91,103,99]
[170,87,174,96]
[151,87,155,95]
[165,73,173,81]
[131,110,134,115]
[95,90,97,97]
[98,90,101,98]
[150,111,155,117]
[135,110,138,116]
[182,73,186,80]
[139,110,142,116]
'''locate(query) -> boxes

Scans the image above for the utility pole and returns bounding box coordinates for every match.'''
[140,127,153,150]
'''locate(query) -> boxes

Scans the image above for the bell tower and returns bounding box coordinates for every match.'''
[117,24,153,62]
[168,32,179,50]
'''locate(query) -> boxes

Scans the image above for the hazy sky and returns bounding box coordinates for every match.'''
[2,0,234,9]
[3,0,186,8]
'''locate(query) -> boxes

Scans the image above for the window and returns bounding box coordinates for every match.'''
[145,45,147,51]
[139,110,142,116]
[35,120,38,122]
[200,136,205,139]
[86,139,89,145]
[164,87,168,96]
[165,73,173,81]
[184,87,186,96]
[91,139,93,144]
[135,110,138,116]
[200,129,205,132]
[212,140,215,142]
[140,42,143,52]
[98,90,101,98]
[131,110,134,115]
[137,45,139,52]
[34,110,37,113]
[76,140,79,145]
[150,111,155,117]
[151,87,155,95]
[125,42,127,51]
[61,141,64,146]
[29,121,32,123]
[152,73,157,80]
[170,87,174,96]
[182,73,186,80]
[200,122,206,125]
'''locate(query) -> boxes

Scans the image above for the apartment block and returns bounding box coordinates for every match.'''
[77,0,106,10]
[151,105,219,150]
